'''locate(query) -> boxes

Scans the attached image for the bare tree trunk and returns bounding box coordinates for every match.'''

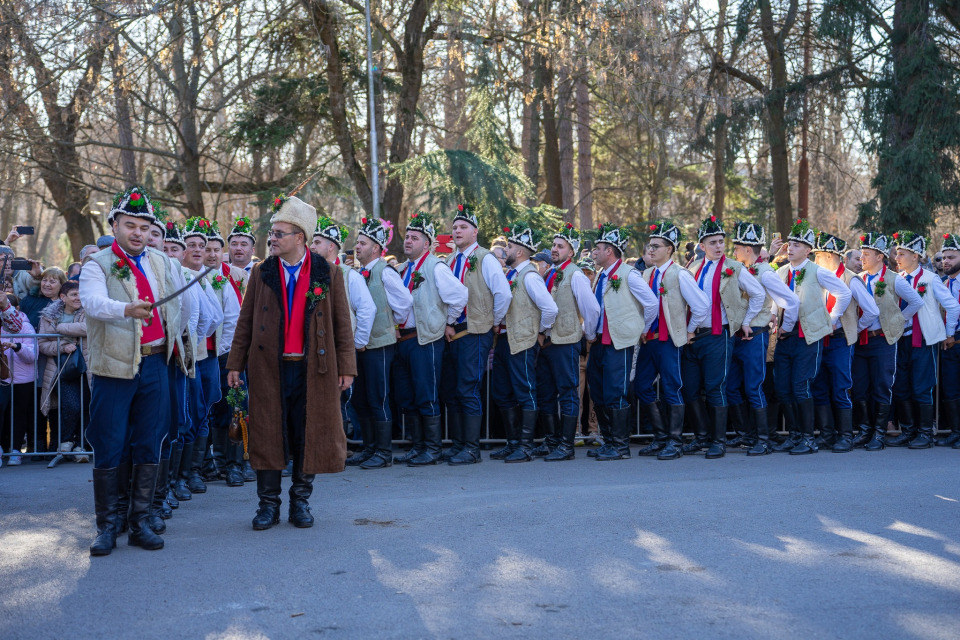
[557,64,575,220]
[797,0,812,220]
[574,69,593,230]
[712,0,729,220]
[541,58,563,208]
[521,38,542,206]
[109,39,138,187]
[443,20,466,149]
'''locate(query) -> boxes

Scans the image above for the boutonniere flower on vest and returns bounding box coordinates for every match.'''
[748,266,757,276]
[554,268,565,286]
[211,274,228,290]
[722,267,735,278]
[609,274,622,291]
[659,284,667,296]
[466,255,478,273]
[307,282,327,303]
[509,278,518,292]
[793,268,807,286]
[875,277,887,297]
[111,259,132,281]
[411,270,425,290]
[917,283,928,297]
[361,269,371,283]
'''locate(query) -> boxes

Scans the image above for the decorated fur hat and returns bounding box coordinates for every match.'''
[108,186,156,225]
[815,230,847,256]
[787,218,815,247]
[942,233,960,252]
[892,230,927,255]
[406,211,437,242]
[858,231,889,253]
[577,256,597,273]
[732,221,766,247]
[314,216,349,248]
[503,218,544,253]
[183,217,214,243]
[647,220,682,250]
[150,202,169,233]
[227,217,256,244]
[269,194,317,239]
[203,220,225,247]
[596,222,632,253]
[696,215,725,242]
[452,203,478,228]
[164,219,187,249]
[358,216,389,248]
[554,222,581,253]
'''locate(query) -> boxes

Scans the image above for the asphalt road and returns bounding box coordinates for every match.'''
[2,446,959,640]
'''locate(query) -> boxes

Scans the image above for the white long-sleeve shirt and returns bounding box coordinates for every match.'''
[363,258,413,324]
[757,268,800,332]
[343,265,376,349]
[216,265,242,355]
[861,267,922,332]
[503,260,558,333]
[691,257,766,329]
[901,266,960,336]
[546,262,600,341]
[183,266,224,341]
[600,261,660,335]
[450,242,512,326]
[946,275,960,333]
[785,259,851,325]
[399,256,468,328]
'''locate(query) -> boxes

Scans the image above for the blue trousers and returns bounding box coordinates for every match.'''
[441,330,494,416]
[88,353,170,469]
[893,336,939,405]
[185,355,221,442]
[851,337,897,405]
[635,339,684,405]
[353,344,395,422]
[536,341,582,417]
[726,330,769,408]
[942,343,960,401]
[162,363,181,459]
[492,335,540,411]
[174,368,189,438]
[393,337,444,416]
[681,330,733,407]
[773,335,823,404]
[587,342,634,409]
[813,335,854,409]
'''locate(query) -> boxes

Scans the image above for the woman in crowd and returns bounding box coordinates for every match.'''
[0,293,37,467]
[38,281,90,467]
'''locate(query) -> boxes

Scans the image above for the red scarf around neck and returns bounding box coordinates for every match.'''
[111,242,165,345]
[278,252,312,355]
[694,255,725,335]
[222,262,243,304]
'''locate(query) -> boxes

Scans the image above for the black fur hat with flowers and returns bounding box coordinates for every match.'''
[696,215,725,242]
[108,186,156,225]
[406,211,437,242]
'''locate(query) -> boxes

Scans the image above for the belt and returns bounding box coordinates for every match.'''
[448,322,471,342]
[778,329,799,340]
[141,344,166,357]
[282,354,304,361]
[736,325,769,337]
[954,332,960,341]
[831,328,846,339]
[867,329,885,338]
[397,328,418,343]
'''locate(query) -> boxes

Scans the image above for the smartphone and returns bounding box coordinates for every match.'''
[345,249,354,256]
[15,226,34,235]
[435,234,453,254]
[772,232,781,241]
[10,258,32,270]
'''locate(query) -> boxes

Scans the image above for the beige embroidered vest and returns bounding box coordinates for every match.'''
[505,263,542,354]
[549,262,584,345]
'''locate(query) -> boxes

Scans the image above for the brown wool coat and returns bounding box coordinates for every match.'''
[226,252,357,475]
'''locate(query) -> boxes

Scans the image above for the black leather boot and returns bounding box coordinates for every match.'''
[440,413,463,462]
[767,401,782,442]
[409,415,443,466]
[597,407,632,460]
[681,398,710,454]
[127,464,165,550]
[789,399,817,455]
[288,450,315,528]
[772,404,800,452]
[638,403,667,456]
[814,404,836,448]
[747,407,773,456]
[545,414,577,461]
[705,405,728,459]
[395,414,423,463]
[588,406,613,457]
[116,459,132,534]
[888,401,916,447]
[242,460,256,482]
[490,406,520,460]
[252,470,282,530]
[166,442,182,509]
[173,441,193,501]
[146,457,169,534]
[359,420,393,469]
[346,417,376,466]
[832,408,854,452]
[206,427,226,481]
[657,404,685,460]
[909,404,935,449]
[531,413,558,457]
[90,467,119,556]
[224,439,246,487]
[506,410,538,462]
[937,399,960,446]
[725,403,748,448]
[852,400,873,448]
[448,414,483,465]
[186,434,208,493]
[865,403,889,451]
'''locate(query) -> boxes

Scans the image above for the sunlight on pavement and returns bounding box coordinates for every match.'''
[631,530,720,584]
[895,612,960,640]
[732,536,825,565]
[886,521,951,541]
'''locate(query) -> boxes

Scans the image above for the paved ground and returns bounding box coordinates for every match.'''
[1,447,960,640]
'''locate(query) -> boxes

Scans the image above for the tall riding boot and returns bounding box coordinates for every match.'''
[395,414,424,463]
[173,440,193,501]
[936,399,960,446]
[490,406,520,460]
[441,413,463,461]
[545,414,577,461]
[588,406,612,457]
[766,401,782,442]
[814,404,836,448]
[772,404,800,452]
[597,407,632,460]
[288,449,315,528]
[725,403,748,448]
[747,407,773,456]
[531,413,558,457]
[638,403,667,456]
[705,405,729,459]
[909,404,935,449]
[790,399,818,455]
[888,401,916,447]
[186,434,208,493]
[359,421,393,469]
[252,470,282,530]
[146,457,170,534]
[206,427,227,481]
[90,467,120,556]
[166,443,181,509]
[852,399,873,448]
[127,464,165,550]
[224,439,246,486]
[116,458,133,534]
[409,415,442,466]
[832,408,854,452]
[449,414,483,465]
[658,405,685,460]
[681,398,710,453]
[506,410,538,462]
[865,403,890,451]
[346,417,376,466]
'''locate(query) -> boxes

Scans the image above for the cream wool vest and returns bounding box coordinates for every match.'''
[596,261,644,350]
[505,263,542,354]
[748,262,776,328]
[688,257,748,331]
[365,259,398,349]
[907,268,947,344]
[837,268,860,345]
[778,262,832,344]
[183,267,211,361]
[340,264,357,334]
[462,247,495,334]
[861,270,905,345]
[642,262,689,348]
[549,262,584,345]
[209,279,225,356]
[411,255,448,345]
[86,247,184,379]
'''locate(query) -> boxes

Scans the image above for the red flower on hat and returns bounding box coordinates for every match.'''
[796,218,802,224]
[361,217,368,224]
[945,234,950,239]
[458,204,464,211]
[411,213,418,219]
[273,198,281,207]
[892,232,899,239]
[860,235,866,242]
[649,224,656,231]
[566,222,573,229]
[710,216,716,222]
[166,222,174,230]
[503,227,510,232]
[237,220,245,227]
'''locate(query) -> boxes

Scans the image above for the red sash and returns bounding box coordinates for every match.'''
[646,266,669,342]
[599,260,621,345]
[279,252,312,355]
[546,259,570,293]
[910,268,924,348]
[859,264,887,345]
[694,255,725,335]
[222,262,242,305]
[111,242,165,345]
